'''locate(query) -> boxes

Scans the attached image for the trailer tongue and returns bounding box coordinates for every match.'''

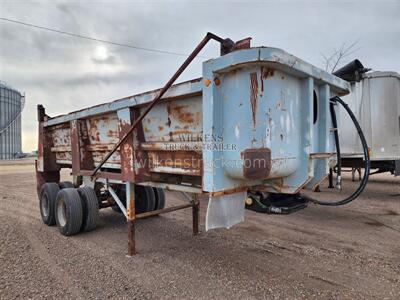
[36,33,367,255]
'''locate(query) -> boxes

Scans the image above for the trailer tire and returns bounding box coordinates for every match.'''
[136,186,156,213]
[77,186,99,232]
[59,181,74,189]
[153,188,165,210]
[39,182,60,226]
[55,188,83,236]
[111,185,156,214]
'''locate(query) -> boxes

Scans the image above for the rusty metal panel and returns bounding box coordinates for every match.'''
[241,148,271,180]
[131,107,151,182]
[78,119,95,170]
[47,123,72,165]
[43,78,203,127]
[40,46,349,195]
[35,160,60,195]
[70,120,80,173]
[202,48,348,194]
[37,123,61,172]
[147,150,202,176]
[138,96,203,177]
[86,113,121,168]
[117,108,135,181]
[141,96,202,142]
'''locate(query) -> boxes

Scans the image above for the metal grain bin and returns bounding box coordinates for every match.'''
[0,81,24,159]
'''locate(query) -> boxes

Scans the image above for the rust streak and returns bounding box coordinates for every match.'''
[166,102,172,127]
[170,103,199,123]
[262,67,274,80]
[107,129,116,137]
[147,150,202,176]
[260,67,264,92]
[250,72,258,128]
[89,119,101,142]
[241,148,272,180]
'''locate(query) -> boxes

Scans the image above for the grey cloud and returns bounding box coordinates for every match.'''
[91,55,117,65]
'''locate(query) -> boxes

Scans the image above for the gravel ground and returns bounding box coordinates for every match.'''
[0,159,399,299]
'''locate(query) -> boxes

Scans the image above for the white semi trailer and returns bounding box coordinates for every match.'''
[338,70,400,177]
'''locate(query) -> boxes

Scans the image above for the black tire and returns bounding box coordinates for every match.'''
[136,186,156,213]
[153,188,166,210]
[77,186,99,232]
[59,181,74,189]
[39,182,60,226]
[55,188,83,236]
[111,185,156,214]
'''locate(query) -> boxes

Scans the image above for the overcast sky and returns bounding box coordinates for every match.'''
[1,0,399,152]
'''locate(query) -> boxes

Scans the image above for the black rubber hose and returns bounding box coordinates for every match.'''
[302,96,370,206]
[330,101,341,187]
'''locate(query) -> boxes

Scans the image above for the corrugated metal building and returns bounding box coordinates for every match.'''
[0,81,24,159]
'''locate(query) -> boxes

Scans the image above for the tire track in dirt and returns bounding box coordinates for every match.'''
[0,193,391,299]
[0,216,78,299]
[2,162,400,299]
[0,210,86,299]
[0,209,152,299]
[63,211,374,299]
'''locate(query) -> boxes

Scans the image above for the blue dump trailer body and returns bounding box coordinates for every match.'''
[36,39,350,254]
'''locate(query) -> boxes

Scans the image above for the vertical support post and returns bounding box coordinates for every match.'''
[192,193,199,235]
[117,108,135,182]
[70,120,81,174]
[127,221,135,256]
[126,182,136,256]
[72,175,83,187]
[36,105,60,173]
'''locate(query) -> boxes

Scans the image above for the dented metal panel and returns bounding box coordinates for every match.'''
[39,46,349,195]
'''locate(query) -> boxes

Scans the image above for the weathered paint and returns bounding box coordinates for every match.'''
[117,108,135,181]
[241,148,272,179]
[35,160,60,195]
[38,47,349,195]
[249,72,258,128]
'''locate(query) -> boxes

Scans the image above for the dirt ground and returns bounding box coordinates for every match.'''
[0,158,399,299]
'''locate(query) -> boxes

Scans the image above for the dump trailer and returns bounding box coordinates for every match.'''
[338,71,400,177]
[36,33,367,255]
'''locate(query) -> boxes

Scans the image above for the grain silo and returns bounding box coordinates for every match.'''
[0,81,24,159]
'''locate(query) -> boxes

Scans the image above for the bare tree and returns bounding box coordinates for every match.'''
[321,40,361,73]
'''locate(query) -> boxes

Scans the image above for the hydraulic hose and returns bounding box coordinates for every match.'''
[329,100,341,189]
[302,96,370,206]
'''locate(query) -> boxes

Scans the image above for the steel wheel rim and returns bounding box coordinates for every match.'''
[41,194,49,217]
[57,198,67,227]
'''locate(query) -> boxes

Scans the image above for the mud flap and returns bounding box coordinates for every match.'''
[205,191,246,231]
